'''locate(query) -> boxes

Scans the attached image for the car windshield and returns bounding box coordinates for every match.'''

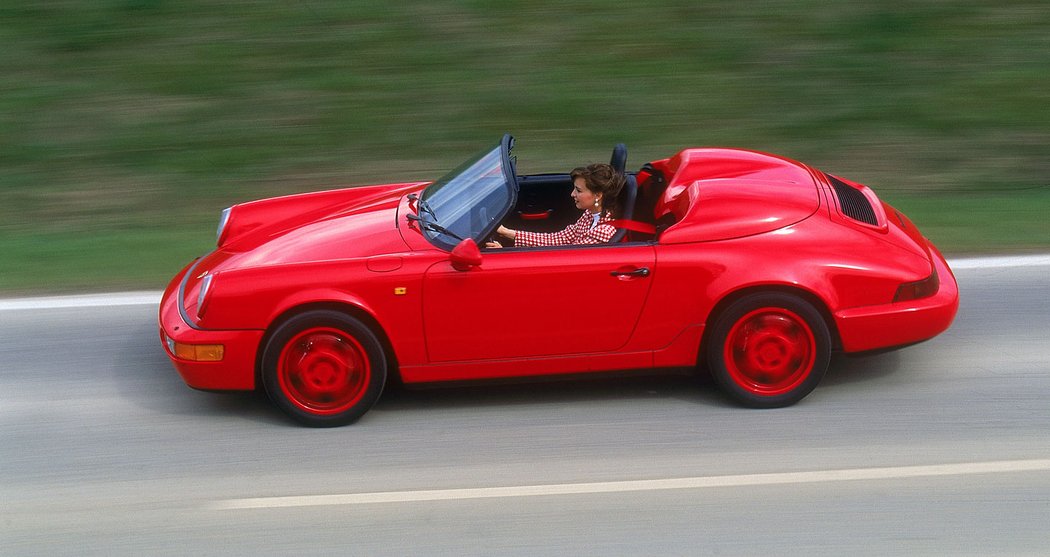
[417,136,516,248]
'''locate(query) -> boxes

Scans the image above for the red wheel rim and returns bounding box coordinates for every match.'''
[723,307,816,397]
[277,327,371,415]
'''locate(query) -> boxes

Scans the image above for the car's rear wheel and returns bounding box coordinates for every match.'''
[707,293,830,408]
[262,310,386,427]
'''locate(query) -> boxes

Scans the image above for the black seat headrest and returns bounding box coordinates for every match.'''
[608,174,638,243]
[610,143,627,175]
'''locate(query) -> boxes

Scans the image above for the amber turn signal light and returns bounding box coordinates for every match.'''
[172,341,224,362]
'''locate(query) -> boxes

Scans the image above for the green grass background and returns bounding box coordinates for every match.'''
[2,1,1048,293]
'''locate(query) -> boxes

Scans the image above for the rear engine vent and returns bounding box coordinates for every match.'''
[828,174,878,226]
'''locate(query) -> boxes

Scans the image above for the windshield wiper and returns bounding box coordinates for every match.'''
[406,193,436,219]
[406,213,464,241]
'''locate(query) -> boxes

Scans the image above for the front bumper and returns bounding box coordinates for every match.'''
[834,243,959,353]
[158,262,262,391]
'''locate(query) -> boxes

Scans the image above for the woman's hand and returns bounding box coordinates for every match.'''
[484,240,503,249]
[496,225,516,240]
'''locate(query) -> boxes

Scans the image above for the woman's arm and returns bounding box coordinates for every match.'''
[576,223,617,245]
[514,214,591,247]
[515,227,575,247]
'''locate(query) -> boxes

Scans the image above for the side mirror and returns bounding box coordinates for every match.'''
[450,238,482,271]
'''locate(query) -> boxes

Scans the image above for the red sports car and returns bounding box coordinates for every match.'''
[160,134,958,426]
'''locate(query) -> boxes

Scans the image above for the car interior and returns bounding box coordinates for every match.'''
[501,144,674,246]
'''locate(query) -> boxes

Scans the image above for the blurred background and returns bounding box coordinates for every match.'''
[2,0,1047,293]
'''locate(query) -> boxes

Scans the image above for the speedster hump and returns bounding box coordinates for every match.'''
[654,148,821,243]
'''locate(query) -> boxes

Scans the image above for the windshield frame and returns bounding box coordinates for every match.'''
[415,134,518,251]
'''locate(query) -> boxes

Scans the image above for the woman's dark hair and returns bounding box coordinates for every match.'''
[570,163,626,218]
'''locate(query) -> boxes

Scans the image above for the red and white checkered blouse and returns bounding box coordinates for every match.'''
[515,212,617,247]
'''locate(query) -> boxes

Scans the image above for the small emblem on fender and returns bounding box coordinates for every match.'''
[394,287,407,296]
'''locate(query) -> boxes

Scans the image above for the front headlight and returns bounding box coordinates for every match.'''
[216,207,232,246]
[197,273,214,320]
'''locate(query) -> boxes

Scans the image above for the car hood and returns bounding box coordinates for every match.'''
[188,182,425,281]
[177,182,427,322]
[220,182,424,260]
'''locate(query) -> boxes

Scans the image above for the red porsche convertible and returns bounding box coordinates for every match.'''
[160,134,958,426]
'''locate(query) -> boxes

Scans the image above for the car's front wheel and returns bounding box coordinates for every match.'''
[262,310,386,427]
[707,293,830,408]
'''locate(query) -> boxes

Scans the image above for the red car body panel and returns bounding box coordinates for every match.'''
[160,141,958,400]
[650,148,821,243]
[159,261,263,390]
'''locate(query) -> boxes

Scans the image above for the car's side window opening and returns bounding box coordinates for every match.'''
[474,142,671,250]
[488,171,661,250]
[480,174,646,250]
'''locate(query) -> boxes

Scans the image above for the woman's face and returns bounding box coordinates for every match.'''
[571,177,600,212]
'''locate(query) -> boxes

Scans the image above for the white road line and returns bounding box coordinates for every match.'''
[0,291,161,311]
[0,254,1047,312]
[210,458,1050,510]
[948,254,1050,269]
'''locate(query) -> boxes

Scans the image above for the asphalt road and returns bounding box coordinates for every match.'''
[2,257,1049,556]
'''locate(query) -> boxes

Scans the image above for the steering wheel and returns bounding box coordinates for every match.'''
[483,233,505,249]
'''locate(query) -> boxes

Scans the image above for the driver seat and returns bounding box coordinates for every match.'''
[608,143,637,243]
[610,143,627,175]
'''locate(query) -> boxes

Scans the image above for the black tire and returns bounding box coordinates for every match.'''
[262,310,387,427]
[707,293,831,408]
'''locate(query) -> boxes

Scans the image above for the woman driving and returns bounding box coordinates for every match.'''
[487,163,625,248]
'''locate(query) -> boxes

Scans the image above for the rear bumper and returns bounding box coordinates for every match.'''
[158,262,261,391]
[834,244,959,353]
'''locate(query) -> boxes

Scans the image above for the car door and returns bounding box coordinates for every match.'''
[422,244,656,362]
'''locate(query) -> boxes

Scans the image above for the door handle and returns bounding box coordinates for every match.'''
[610,267,650,278]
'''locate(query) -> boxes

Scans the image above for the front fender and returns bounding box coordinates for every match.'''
[196,260,379,331]
[265,287,381,331]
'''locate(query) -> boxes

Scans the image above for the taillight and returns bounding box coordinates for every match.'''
[894,268,939,302]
